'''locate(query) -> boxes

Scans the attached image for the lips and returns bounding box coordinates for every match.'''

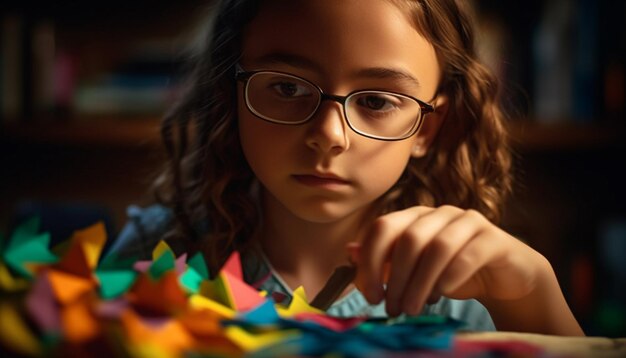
[292,173,350,187]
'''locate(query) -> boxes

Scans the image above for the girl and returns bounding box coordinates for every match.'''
[112,0,584,335]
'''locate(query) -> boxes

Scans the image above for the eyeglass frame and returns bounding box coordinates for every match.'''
[234,65,436,141]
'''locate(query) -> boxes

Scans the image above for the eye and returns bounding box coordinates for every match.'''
[356,94,400,112]
[270,81,312,98]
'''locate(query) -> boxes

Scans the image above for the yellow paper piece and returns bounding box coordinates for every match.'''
[61,302,100,342]
[276,286,322,317]
[225,325,298,352]
[189,294,236,319]
[127,343,174,358]
[152,240,173,261]
[70,222,106,269]
[0,263,28,291]
[0,302,41,356]
[48,269,94,304]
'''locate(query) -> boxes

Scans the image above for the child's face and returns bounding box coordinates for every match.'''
[238,0,440,223]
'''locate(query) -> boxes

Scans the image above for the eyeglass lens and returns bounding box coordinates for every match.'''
[244,71,422,139]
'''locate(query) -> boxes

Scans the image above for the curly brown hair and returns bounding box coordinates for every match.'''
[154,0,512,274]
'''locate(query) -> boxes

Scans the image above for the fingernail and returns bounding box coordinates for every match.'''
[386,302,400,317]
[403,300,423,316]
[346,242,361,265]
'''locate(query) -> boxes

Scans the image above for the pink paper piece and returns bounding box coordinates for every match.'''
[134,254,186,275]
[133,260,152,273]
[140,316,172,330]
[26,271,61,332]
[175,253,187,275]
[96,299,130,319]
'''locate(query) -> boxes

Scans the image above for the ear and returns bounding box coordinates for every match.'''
[410,95,448,158]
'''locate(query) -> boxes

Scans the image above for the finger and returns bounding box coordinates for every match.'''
[436,231,496,299]
[357,206,431,303]
[400,209,483,315]
[385,206,464,316]
[438,229,525,300]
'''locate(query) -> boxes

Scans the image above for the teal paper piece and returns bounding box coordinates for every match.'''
[179,267,204,294]
[252,315,462,357]
[2,217,58,278]
[179,252,211,293]
[187,252,210,279]
[148,250,175,280]
[96,270,138,299]
[238,299,280,326]
[98,251,138,274]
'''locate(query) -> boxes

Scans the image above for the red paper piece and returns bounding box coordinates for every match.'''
[221,251,243,280]
[221,270,265,312]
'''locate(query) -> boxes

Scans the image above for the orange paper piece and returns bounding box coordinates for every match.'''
[61,302,100,342]
[177,309,222,337]
[69,222,106,269]
[48,269,95,304]
[130,271,188,315]
[121,310,195,355]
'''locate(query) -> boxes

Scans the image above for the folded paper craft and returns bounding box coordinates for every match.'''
[0,218,521,357]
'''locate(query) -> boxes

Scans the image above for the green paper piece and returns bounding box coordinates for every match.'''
[148,250,175,279]
[179,267,204,294]
[188,252,210,279]
[402,314,448,325]
[96,270,138,299]
[7,217,41,251]
[98,252,137,271]
[3,231,58,278]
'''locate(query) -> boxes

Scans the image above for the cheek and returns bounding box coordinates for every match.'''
[355,143,413,193]
[238,107,295,178]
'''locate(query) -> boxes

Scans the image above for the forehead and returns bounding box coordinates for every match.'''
[241,0,440,95]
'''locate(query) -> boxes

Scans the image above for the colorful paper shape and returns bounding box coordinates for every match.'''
[2,217,58,277]
[0,220,472,357]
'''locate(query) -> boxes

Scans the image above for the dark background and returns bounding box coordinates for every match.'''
[1,0,625,337]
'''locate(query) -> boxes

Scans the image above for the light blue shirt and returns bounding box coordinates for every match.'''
[110,204,496,331]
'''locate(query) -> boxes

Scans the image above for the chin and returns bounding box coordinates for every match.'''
[287,201,364,224]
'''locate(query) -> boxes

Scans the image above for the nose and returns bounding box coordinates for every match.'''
[305,100,350,154]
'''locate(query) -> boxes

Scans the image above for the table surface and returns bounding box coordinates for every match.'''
[458,331,626,357]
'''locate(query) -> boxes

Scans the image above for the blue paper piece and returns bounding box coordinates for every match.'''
[238,299,280,326]
[249,315,462,357]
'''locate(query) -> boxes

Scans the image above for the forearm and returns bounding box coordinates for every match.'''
[481,256,585,336]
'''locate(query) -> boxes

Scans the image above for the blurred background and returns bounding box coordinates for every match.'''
[1,0,625,337]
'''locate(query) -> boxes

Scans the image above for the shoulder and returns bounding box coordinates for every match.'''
[107,204,175,260]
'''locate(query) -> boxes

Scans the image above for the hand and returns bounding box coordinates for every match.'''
[353,205,546,317]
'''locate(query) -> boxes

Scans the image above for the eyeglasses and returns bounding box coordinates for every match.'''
[235,66,435,141]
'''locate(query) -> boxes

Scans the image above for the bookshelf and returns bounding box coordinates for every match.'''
[1,0,625,337]
[1,117,161,147]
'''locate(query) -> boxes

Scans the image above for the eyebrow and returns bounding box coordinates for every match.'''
[355,67,422,89]
[251,53,323,72]
[249,52,421,88]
